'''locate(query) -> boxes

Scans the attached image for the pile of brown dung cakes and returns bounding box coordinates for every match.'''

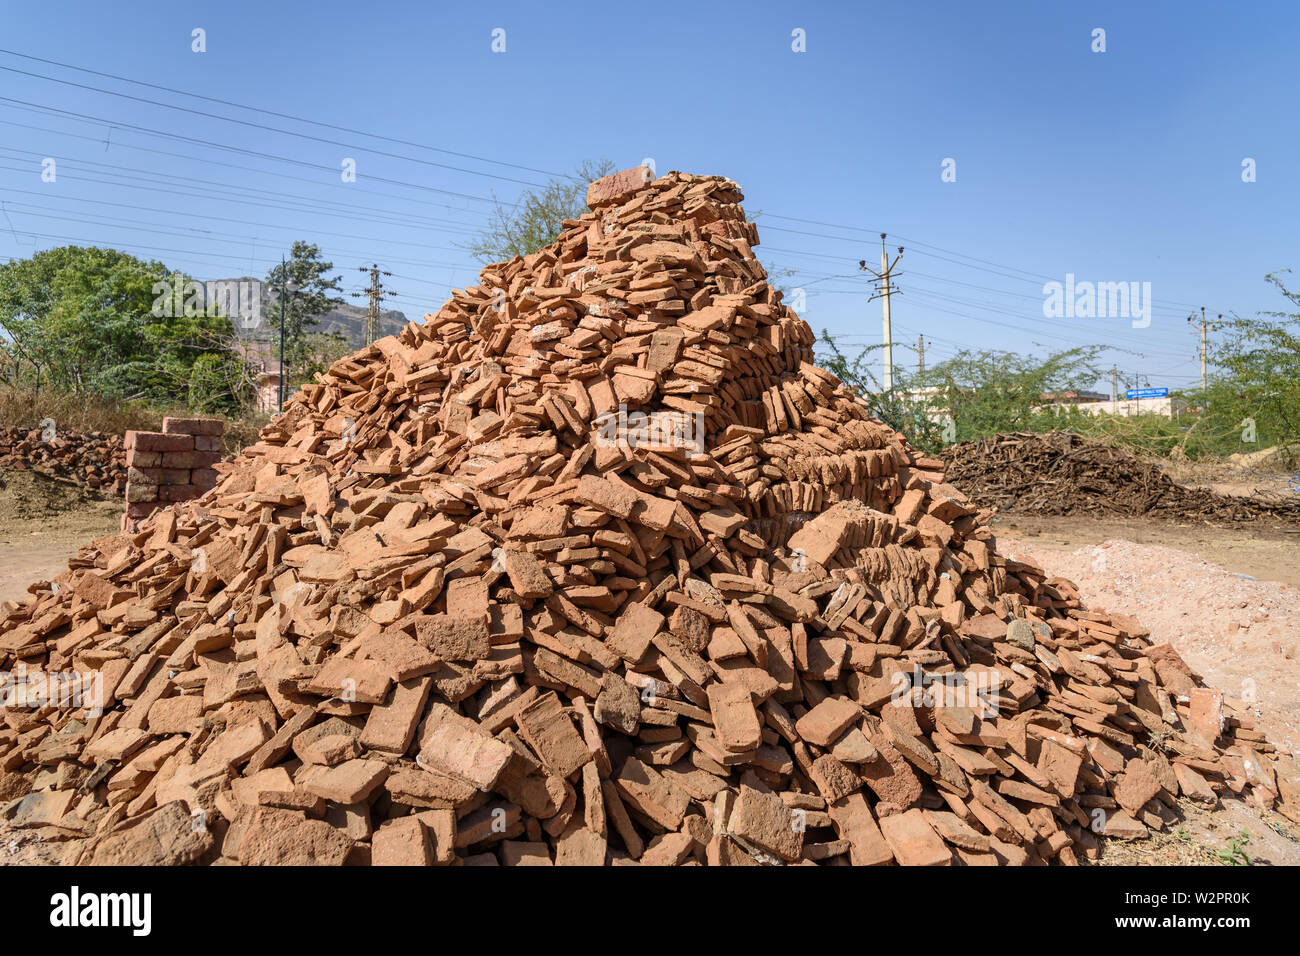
[1,168,1293,867]
[941,431,1300,524]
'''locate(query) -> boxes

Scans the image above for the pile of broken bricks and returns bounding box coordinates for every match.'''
[0,425,127,497]
[1,167,1296,867]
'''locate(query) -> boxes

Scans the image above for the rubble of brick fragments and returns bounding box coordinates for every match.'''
[0,426,127,497]
[1,168,1295,866]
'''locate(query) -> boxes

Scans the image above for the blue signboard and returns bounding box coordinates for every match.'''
[1125,387,1169,399]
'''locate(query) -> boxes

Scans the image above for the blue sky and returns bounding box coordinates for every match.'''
[1,0,1296,393]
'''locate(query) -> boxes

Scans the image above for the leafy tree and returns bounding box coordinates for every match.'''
[263,241,345,383]
[927,346,1106,444]
[821,337,945,449]
[1195,271,1300,456]
[821,331,1104,454]
[0,245,159,391]
[467,159,616,262]
[0,245,247,411]
[824,271,1300,464]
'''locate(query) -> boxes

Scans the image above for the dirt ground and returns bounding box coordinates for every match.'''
[996,515,1300,865]
[0,470,122,604]
[1162,455,1299,502]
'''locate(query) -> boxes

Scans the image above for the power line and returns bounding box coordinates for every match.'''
[0,63,552,188]
[0,120,491,229]
[899,334,931,375]
[0,161,483,244]
[0,48,576,181]
[859,234,904,390]
[0,204,471,271]
[0,189,478,257]
[804,272,1197,328]
[760,211,1222,314]
[900,286,1193,361]
[1187,307,1221,390]
[0,53,1236,374]
[0,95,508,205]
[0,74,1222,330]
[0,51,1230,325]
[0,191,478,256]
[797,267,1193,353]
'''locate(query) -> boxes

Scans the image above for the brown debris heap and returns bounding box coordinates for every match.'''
[942,431,1300,524]
[2,169,1295,866]
[0,426,127,497]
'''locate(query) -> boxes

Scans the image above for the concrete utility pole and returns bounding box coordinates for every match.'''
[860,234,904,390]
[1110,364,1120,402]
[269,258,300,413]
[354,264,394,347]
[1186,307,1219,391]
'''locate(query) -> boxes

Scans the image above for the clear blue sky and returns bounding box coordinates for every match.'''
[1,0,1296,393]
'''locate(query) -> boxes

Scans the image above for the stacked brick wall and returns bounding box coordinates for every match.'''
[122,417,224,530]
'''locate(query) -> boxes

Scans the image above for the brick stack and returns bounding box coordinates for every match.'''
[122,418,224,529]
[0,169,1294,867]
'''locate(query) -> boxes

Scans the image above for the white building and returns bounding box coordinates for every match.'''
[1039,392,1189,419]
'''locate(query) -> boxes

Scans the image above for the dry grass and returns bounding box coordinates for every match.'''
[1092,797,1300,866]
[0,386,268,456]
[0,385,159,434]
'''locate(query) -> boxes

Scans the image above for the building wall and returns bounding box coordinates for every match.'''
[1043,396,1187,418]
[254,378,280,414]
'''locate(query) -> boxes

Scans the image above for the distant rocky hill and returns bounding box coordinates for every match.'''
[202,276,408,348]
[312,301,409,348]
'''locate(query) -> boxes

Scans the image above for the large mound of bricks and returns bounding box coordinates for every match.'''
[122,417,223,530]
[0,169,1293,867]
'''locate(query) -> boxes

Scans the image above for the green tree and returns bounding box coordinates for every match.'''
[0,245,247,410]
[467,159,616,263]
[821,331,1104,454]
[928,346,1106,444]
[1195,271,1300,456]
[821,337,945,449]
[263,241,345,383]
[299,330,353,382]
[0,245,161,391]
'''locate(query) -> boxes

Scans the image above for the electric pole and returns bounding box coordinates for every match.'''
[901,335,930,375]
[1110,364,1119,402]
[269,259,300,413]
[860,234,904,391]
[1186,307,1219,391]
[353,264,394,347]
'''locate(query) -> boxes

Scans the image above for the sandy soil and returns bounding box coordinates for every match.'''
[995,518,1300,756]
[1162,457,1299,502]
[0,470,122,604]
[993,514,1300,590]
[997,515,1300,865]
